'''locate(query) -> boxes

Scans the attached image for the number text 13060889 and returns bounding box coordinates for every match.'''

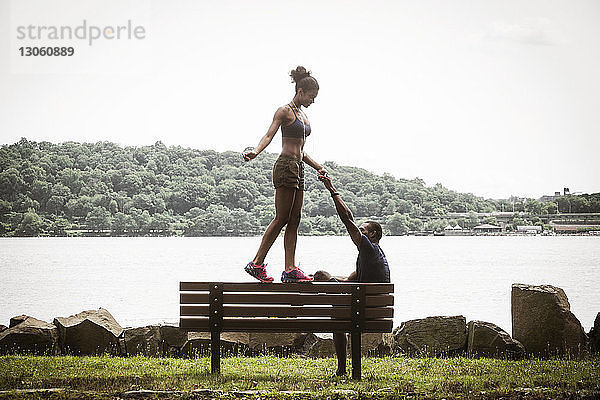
[19,47,75,56]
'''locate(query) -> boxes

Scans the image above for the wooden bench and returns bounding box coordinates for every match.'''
[179,282,394,380]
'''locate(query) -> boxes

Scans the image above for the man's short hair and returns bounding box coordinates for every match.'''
[364,221,382,241]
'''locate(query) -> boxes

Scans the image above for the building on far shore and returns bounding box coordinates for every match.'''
[551,224,600,234]
[473,224,502,234]
[538,187,570,202]
[443,224,470,236]
[539,192,562,202]
[516,225,542,234]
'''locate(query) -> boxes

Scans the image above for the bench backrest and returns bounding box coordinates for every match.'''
[180,282,394,333]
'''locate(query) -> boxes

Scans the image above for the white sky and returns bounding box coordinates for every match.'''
[1,0,599,199]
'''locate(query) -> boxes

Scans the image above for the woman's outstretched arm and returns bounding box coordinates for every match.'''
[244,108,287,160]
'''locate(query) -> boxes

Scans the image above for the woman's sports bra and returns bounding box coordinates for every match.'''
[281,104,311,139]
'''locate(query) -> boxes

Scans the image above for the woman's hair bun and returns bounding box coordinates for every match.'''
[290,66,311,83]
[289,66,319,93]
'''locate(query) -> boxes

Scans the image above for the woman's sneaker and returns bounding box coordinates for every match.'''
[281,267,313,282]
[244,262,274,283]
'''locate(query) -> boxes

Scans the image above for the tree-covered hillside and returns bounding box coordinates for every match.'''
[0,138,596,237]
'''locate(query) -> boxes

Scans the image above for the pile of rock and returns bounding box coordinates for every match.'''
[391,283,593,359]
[0,284,596,359]
[392,316,526,359]
[0,309,123,356]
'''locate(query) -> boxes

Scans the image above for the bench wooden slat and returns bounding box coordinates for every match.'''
[181,292,348,305]
[180,282,394,295]
[180,293,394,307]
[180,317,393,332]
[180,305,394,319]
[365,294,394,307]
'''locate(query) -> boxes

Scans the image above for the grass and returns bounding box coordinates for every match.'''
[0,355,599,399]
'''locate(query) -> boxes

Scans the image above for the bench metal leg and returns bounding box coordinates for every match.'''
[351,331,361,380]
[209,283,223,374]
[350,285,365,380]
[211,331,220,374]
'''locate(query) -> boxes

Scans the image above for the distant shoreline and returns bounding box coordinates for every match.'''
[2,139,599,238]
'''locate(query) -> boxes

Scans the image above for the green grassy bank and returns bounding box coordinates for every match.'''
[1,355,599,399]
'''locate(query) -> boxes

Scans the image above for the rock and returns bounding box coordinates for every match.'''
[588,312,600,354]
[303,333,335,358]
[467,320,526,359]
[364,333,394,356]
[303,332,394,358]
[179,333,209,357]
[0,316,59,355]
[221,332,250,352]
[393,316,467,356]
[53,308,123,355]
[348,333,395,356]
[0,325,7,333]
[160,325,187,356]
[181,332,249,358]
[124,325,162,357]
[248,333,307,355]
[9,315,29,328]
[512,284,588,356]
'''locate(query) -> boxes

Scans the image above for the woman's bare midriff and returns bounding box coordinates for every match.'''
[281,137,304,160]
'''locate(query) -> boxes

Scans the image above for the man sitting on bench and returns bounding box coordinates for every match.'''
[315,174,391,376]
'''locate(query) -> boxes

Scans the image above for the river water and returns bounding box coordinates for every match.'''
[1,236,598,333]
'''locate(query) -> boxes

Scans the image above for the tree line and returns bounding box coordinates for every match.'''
[1,138,598,237]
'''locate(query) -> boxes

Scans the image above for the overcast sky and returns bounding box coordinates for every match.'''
[1,0,599,199]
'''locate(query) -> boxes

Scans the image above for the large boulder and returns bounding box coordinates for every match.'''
[0,316,59,355]
[53,308,123,355]
[124,325,162,357]
[588,313,600,354]
[181,332,249,358]
[393,316,467,356]
[467,320,526,359]
[512,284,588,356]
[248,333,307,355]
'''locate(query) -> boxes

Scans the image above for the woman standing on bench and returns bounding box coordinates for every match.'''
[242,66,327,283]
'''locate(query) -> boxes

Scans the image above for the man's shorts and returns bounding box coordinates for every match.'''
[272,155,305,191]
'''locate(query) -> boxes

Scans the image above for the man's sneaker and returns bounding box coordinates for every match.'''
[281,267,313,282]
[244,262,274,283]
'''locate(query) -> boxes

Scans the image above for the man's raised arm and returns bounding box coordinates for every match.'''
[319,175,362,247]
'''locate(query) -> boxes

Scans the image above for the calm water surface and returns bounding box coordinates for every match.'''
[1,236,599,332]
